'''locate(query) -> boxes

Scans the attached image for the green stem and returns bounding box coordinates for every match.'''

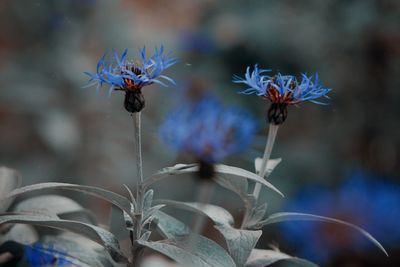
[132,112,144,266]
[241,123,279,228]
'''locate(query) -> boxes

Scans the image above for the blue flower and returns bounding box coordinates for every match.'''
[233,65,331,105]
[25,243,70,266]
[160,96,256,163]
[84,46,177,95]
[279,171,400,264]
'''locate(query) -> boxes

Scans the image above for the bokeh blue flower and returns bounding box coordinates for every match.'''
[160,96,256,163]
[233,65,331,105]
[25,242,70,266]
[85,46,177,95]
[280,171,400,264]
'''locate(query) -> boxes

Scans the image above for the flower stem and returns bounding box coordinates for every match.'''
[191,181,214,235]
[132,112,144,266]
[252,124,279,200]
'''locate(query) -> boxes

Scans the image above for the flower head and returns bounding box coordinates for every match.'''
[233,65,331,124]
[25,243,70,267]
[85,46,177,113]
[161,96,256,169]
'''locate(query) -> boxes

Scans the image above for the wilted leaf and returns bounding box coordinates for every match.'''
[0,167,21,212]
[214,225,261,267]
[0,213,127,263]
[252,212,388,256]
[138,234,236,267]
[245,249,317,267]
[154,200,234,226]
[1,183,133,220]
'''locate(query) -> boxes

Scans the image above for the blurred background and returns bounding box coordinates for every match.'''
[0,0,399,266]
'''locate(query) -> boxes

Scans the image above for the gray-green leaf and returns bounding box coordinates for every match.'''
[153,211,190,239]
[254,158,281,178]
[1,182,133,220]
[214,225,261,267]
[138,234,236,267]
[154,200,234,226]
[245,249,317,267]
[252,212,388,256]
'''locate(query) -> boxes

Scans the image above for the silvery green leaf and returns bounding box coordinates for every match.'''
[245,249,317,267]
[13,195,97,224]
[0,167,21,212]
[144,164,198,188]
[245,203,268,229]
[0,213,128,263]
[154,200,234,226]
[140,230,152,241]
[254,158,281,177]
[214,165,283,197]
[153,211,190,239]
[1,182,133,220]
[143,189,154,211]
[253,212,388,256]
[143,205,166,225]
[137,234,236,267]
[145,164,283,197]
[214,225,261,267]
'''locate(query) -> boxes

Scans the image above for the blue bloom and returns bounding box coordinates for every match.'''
[84,46,177,95]
[233,65,331,105]
[279,171,400,264]
[25,243,70,266]
[160,96,256,163]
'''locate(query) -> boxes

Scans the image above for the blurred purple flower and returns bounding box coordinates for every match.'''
[84,46,177,95]
[25,242,70,267]
[280,171,400,263]
[160,96,256,163]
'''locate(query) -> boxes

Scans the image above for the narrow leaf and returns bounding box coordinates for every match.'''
[154,200,234,226]
[146,163,283,197]
[254,212,388,256]
[1,183,133,220]
[245,249,317,267]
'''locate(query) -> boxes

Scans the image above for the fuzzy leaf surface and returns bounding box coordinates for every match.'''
[153,211,190,239]
[214,225,261,267]
[154,200,234,226]
[1,183,133,220]
[138,235,236,267]
[245,249,317,267]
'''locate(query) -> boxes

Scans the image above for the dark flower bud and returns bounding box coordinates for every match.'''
[267,103,288,125]
[124,90,145,113]
[196,160,215,180]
